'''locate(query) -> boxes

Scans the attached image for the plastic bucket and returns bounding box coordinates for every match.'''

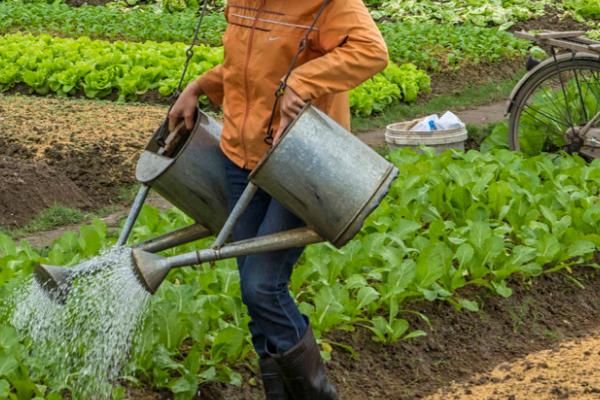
[385,119,468,153]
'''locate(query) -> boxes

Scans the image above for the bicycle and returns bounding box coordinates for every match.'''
[506,30,600,160]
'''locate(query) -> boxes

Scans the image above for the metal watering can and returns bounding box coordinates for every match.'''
[35,107,229,295]
[35,105,398,298]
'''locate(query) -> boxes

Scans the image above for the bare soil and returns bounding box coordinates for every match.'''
[63,0,113,6]
[0,155,92,227]
[512,6,588,33]
[425,332,600,400]
[0,94,166,207]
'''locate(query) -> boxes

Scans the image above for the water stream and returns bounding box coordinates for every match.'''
[12,246,150,399]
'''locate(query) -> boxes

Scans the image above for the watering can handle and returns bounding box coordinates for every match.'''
[117,120,187,246]
[157,121,187,156]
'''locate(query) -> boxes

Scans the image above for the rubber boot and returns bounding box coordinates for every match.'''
[259,356,291,399]
[269,326,338,400]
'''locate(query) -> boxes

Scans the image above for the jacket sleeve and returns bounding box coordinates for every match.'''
[195,64,225,106]
[286,0,388,101]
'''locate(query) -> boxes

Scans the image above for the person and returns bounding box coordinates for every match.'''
[169,1,388,399]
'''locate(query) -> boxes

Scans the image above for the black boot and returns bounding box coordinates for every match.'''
[269,326,338,400]
[259,356,291,399]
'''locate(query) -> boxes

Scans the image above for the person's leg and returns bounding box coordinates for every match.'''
[238,198,307,357]
[224,157,336,399]
[240,198,338,400]
[223,157,291,399]
[223,157,271,352]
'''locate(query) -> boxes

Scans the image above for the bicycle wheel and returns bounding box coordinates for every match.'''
[508,55,600,156]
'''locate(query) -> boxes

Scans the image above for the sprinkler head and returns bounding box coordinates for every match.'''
[130,250,170,295]
[34,264,73,304]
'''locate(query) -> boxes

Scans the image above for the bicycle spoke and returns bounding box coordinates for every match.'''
[538,79,573,126]
[522,103,570,130]
[573,69,589,122]
[555,64,578,134]
[583,72,600,103]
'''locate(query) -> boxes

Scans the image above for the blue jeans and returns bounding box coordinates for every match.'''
[224,156,308,358]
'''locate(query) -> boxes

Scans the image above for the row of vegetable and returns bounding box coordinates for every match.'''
[7,0,550,28]
[562,0,600,39]
[3,0,598,116]
[0,2,531,73]
[0,148,598,398]
[368,0,550,29]
[22,0,594,35]
[367,0,597,38]
[0,2,228,47]
[0,33,430,115]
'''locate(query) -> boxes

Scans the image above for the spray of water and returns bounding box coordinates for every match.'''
[12,246,150,399]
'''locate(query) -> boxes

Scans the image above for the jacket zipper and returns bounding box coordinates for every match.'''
[239,0,267,169]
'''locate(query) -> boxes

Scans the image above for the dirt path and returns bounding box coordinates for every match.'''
[21,193,172,248]
[456,101,507,126]
[426,332,600,400]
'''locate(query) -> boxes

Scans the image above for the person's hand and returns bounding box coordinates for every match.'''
[168,81,203,131]
[273,86,305,144]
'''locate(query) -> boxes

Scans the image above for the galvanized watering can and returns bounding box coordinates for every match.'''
[35,105,398,298]
[36,108,228,295]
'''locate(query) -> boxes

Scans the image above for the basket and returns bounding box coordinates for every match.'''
[385,118,468,154]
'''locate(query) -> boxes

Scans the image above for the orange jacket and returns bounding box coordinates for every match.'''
[196,0,388,169]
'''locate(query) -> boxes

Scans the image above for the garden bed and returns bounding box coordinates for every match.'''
[0,155,91,227]
[0,1,599,398]
[512,5,588,32]
[127,267,600,399]
[0,94,165,212]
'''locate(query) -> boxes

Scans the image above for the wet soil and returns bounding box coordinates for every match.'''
[123,267,600,400]
[63,0,113,6]
[428,60,523,99]
[512,6,588,33]
[0,155,92,227]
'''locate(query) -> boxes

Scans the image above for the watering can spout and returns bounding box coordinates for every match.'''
[131,227,324,295]
[34,264,74,304]
[131,250,170,295]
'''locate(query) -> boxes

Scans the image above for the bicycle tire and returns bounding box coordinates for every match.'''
[508,54,600,152]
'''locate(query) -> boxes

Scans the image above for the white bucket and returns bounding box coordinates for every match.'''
[385,118,468,153]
